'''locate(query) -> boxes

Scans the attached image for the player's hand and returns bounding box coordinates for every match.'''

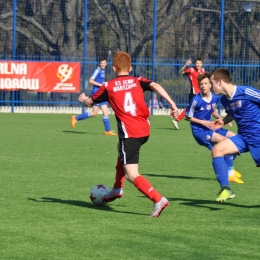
[78,93,93,107]
[210,118,224,130]
[200,120,214,129]
[170,104,179,119]
[186,58,192,66]
[78,93,87,104]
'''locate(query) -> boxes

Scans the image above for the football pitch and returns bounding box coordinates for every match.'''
[1,113,260,259]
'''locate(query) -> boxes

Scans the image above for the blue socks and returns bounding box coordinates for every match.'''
[75,113,111,132]
[76,112,91,121]
[212,156,229,187]
[103,116,111,132]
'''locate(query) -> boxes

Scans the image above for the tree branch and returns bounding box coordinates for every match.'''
[0,23,57,53]
[226,13,260,59]
[0,11,56,45]
[92,0,120,37]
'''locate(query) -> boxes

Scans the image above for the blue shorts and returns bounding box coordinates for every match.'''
[91,87,108,107]
[229,135,260,166]
[192,128,229,150]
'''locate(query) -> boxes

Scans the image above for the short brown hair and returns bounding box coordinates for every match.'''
[113,51,131,72]
[195,57,203,63]
[197,72,211,84]
[211,68,232,83]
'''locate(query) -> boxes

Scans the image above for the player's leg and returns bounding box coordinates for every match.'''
[102,143,125,202]
[100,104,117,136]
[212,130,244,184]
[124,164,168,218]
[223,130,243,179]
[212,137,241,202]
[70,106,99,129]
[248,144,260,167]
[104,137,168,217]
[125,137,168,217]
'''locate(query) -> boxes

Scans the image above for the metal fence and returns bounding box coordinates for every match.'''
[0,0,260,113]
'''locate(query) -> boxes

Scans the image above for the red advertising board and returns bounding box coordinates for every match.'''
[0,61,80,92]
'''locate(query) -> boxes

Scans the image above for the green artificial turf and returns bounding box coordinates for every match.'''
[1,113,260,259]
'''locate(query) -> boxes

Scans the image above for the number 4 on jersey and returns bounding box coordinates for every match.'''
[124,92,136,116]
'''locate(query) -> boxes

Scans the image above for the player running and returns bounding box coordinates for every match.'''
[209,68,260,202]
[185,73,244,184]
[78,51,179,217]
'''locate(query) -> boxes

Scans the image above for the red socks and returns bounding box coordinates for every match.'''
[113,157,125,189]
[113,157,163,204]
[176,108,186,122]
[133,176,162,203]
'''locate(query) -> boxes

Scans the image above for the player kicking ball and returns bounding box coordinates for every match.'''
[78,51,179,217]
[185,73,244,184]
[209,68,260,202]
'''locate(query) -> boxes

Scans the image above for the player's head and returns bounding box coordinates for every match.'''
[113,51,132,74]
[197,73,211,94]
[194,58,203,70]
[210,68,232,95]
[99,57,107,70]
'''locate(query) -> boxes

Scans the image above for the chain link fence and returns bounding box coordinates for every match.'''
[0,0,260,111]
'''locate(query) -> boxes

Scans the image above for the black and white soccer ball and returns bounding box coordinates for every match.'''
[89,184,110,206]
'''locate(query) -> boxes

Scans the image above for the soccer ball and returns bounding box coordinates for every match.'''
[89,184,110,206]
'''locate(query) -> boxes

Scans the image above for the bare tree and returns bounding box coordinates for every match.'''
[0,0,83,57]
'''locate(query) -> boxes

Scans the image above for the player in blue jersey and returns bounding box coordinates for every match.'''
[185,73,244,184]
[209,68,260,202]
[71,57,117,136]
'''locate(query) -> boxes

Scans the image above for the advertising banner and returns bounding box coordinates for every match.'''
[0,61,80,92]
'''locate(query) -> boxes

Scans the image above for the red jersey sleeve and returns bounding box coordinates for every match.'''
[137,77,153,92]
[184,67,193,74]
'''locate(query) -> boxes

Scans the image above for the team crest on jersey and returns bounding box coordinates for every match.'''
[206,105,211,110]
[230,103,235,109]
[236,101,242,108]
[205,135,211,141]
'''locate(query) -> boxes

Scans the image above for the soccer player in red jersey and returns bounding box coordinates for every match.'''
[78,51,179,217]
[172,58,205,130]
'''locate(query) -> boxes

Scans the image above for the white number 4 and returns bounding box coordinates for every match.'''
[124,92,136,116]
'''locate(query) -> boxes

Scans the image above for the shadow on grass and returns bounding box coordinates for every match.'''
[168,197,260,210]
[62,130,87,134]
[153,127,180,131]
[28,197,147,216]
[63,130,106,135]
[143,173,212,181]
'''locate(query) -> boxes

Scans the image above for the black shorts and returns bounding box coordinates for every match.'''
[119,136,149,165]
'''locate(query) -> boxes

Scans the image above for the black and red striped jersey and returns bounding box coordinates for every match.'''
[92,75,153,138]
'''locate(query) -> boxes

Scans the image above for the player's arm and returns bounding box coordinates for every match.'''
[210,113,234,130]
[185,114,213,129]
[212,110,233,127]
[149,82,179,118]
[222,113,234,125]
[179,58,192,74]
[89,68,103,87]
[78,93,94,107]
[89,77,103,87]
